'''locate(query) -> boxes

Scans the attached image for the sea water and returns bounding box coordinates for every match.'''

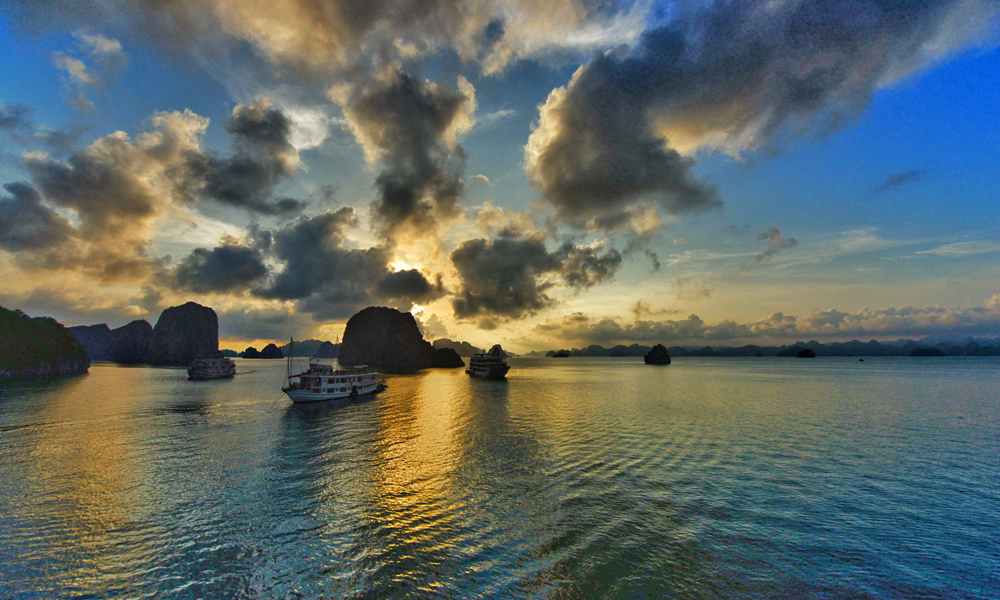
[0,357,997,598]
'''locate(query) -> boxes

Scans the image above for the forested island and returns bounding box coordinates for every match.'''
[0,306,90,379]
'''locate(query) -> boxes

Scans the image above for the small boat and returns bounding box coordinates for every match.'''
[188,357,236,380]
[467,344,510,379]
[281,339,383,403]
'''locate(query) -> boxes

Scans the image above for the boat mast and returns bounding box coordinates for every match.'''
[286,336,292,382]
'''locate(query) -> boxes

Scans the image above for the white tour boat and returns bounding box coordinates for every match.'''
[466,344,510,379]
[188,357,236,380]
[281,340,383,403]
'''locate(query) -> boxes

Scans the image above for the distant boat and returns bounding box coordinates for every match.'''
[188,357,236,380]
[281,338,383,403]
[467,344,510,379]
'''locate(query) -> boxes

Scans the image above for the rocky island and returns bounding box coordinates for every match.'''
[644,344,671,365]
[1,306,90,379]
[147,302,220,366]
[338,307,464,370]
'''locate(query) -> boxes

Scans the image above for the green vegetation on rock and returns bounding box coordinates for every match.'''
[0,306,90,378]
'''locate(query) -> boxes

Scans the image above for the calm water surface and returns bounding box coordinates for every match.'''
[0,357,997,598]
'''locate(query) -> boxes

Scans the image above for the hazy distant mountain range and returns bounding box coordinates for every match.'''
[525,337,1000,358]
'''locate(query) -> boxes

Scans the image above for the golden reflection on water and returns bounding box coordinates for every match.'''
[24,368,154,593]
[367,370,465,553]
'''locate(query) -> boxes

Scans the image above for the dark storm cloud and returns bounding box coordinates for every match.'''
[256,207,370,300]
[450,234,623,326]
[344,70,475,239]
[874,169,928,194]
[161,207,449,319]
[0,182,74,251]
[558,242,623,289]
[754,228,798,264]
[375,269,446,304]
[527,0,998,232]
[451,235,562,323]
[187,100,306,216]
[170,241,269,294]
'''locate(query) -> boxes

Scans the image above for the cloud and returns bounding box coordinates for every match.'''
[469,174,492,186]
[169,235,269,294]
[476,108,516,128]
[525,72,719,232]
[630,299,679,320]
[917,241,1000,257]
[754,228,798,264]
[673,277,712,301]
[375,269,446,305]
[526,0,998,233]
[0,103,33,135]
[2,102,310,283]
[416,313,449,340]
[1,0,646,80]
[187,99,307,216]
[0,182,75,251]
[163,208,444,321]
[450,233,622,327]
[473,200,535,237]
[51,32,128,113]
[0,102,86,154]
[341,70,476,240]
[874,169,927,194]
[22,109,209,281]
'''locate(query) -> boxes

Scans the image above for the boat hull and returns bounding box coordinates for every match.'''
[283,383,379,403]
[466,365,510,379]
[188,372,235,380]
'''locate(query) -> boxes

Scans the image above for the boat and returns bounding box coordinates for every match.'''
[188,357,236,380]
[281,339,383,403]
[466,344,510,379]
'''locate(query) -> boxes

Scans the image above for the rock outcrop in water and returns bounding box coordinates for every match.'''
[644,344,671,365]
[0,306,90,379]
[241,347,260,358]
[147,302,219,366]
[259,343,284,359]
[338,307,465,369]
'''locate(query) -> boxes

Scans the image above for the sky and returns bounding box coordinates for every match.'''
[1,0,999,353]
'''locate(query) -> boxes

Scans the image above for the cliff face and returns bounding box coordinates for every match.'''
[69,320,153,363]
[1,306,90,379]
[111,320,153,363]
[68,324,115,360]
[147,302,219,366]
[339,307,464,369]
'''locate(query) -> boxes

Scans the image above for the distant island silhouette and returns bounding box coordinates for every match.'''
[527,338,1000,357]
